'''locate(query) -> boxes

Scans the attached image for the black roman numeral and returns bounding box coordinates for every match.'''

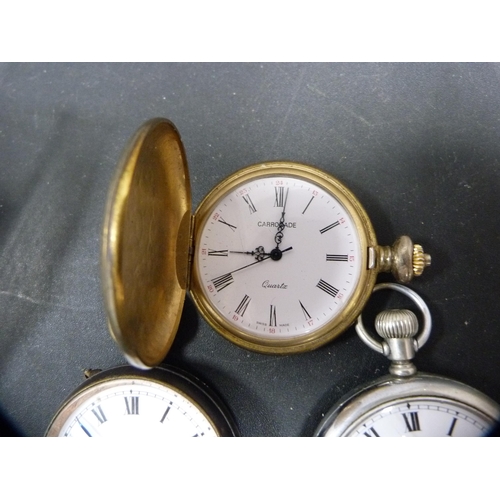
[208,249,229,257]
[77,419,92,437]
[269,305,277,327]
[363,427,380,437]
[274,186,285,207]
[403,412,420,432]
[326,254,348,262]
[211,273,234,292]
[274,186,288,208]
[235,294,251,316]
[218,217,237,231]
[124,396,139,415]
[242,194,257,214]
[316,279,339,298]
[160,405,172,423]
[91,405,107,424]
[299,300,311,320]
[320,221,340,234]
[302,196,314,214]
[447,417,458,436]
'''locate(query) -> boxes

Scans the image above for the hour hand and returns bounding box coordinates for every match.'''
[230,246,267,261]
[211,246,293,291]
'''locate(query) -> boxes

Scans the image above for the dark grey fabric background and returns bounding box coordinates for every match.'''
[1,62,499,437]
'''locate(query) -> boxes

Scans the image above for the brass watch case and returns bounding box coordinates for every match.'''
[101,118,191,368]
[190,162,379,354]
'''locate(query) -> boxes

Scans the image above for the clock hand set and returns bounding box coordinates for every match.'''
[211,246,293,291]
[229,240,290,263]
[226,246,292,273]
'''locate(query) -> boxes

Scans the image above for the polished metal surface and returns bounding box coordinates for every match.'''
[376,235,431,283]
[102,119,191,368]
[356,282,432,358]
[375,309,419,338]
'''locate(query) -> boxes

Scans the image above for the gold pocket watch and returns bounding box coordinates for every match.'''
[101,117,430,360]
[315,283,500,437]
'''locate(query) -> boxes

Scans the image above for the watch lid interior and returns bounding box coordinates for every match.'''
[101,118,191,369]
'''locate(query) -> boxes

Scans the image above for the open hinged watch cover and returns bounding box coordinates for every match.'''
[101,118,192,368]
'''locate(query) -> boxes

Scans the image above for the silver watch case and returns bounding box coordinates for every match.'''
[314,372,500,437]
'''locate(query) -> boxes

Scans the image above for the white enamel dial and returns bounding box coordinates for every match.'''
[325,397,495,437]
[55,379,218,437]
[46,367,238,437]
[194,173,364,344]
[51,379,217,437]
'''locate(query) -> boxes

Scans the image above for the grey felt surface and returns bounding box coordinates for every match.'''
[1,62,499,436]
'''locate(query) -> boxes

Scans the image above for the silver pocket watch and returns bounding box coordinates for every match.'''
[315,283,500,437]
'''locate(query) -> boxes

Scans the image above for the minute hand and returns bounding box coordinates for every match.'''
[274,187,289,248]
[212,246,293,281]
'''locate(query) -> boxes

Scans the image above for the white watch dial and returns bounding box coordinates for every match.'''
[195,175,363,341]
[57,379,218,437]
[325,397,495,437]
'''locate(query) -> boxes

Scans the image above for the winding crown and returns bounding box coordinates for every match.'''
[375,309,419,339]
[376,236,431,283]
[413,244,430,277]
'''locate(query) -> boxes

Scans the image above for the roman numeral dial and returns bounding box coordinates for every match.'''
[193,169,364,352]
[327,398,498,437]
[53,376,225,438]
